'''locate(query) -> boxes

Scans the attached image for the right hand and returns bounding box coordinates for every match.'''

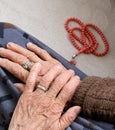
[9,63,81,130]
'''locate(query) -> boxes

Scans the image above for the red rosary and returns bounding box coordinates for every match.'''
[65,18,109,65]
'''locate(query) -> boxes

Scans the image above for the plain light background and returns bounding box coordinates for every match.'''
[0,0,115,78]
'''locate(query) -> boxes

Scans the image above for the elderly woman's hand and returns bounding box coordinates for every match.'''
[0,42,65,91]
[9,63,81,130]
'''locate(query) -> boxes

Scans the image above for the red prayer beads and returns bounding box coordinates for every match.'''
[65,18,109,65]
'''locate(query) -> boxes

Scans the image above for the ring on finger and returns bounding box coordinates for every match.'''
[37,84,47,92]
[22,61,33,70]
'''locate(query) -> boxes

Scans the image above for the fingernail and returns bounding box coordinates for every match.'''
[73,106,81,114]
[7,42,14,47]
[27,42,33,46]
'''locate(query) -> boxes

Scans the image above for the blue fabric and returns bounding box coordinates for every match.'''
[0,23,114,130]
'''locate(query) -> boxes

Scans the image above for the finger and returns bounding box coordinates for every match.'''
[0,47,34,69]
[27,42,62,65]
[0,58,28,82]
[7,42,42,63]
[14,83,25,92]
[57,76,80,106]
[37,64,63,93]
[47,69,75,98]
[27,42,53,61]
[25,62,41,93]
[60,106,81,129]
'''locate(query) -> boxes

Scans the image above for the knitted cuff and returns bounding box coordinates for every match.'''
[70,76,115,123]
[71,76,100,107]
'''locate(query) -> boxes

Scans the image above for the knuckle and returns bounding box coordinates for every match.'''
[53,59,61,65]
[68,69,75,76]
[42,50,48,55]
[40,76,51,85]
[40,101,50,108]
[50,102,62,114]
[27,52,36,59]
[49,86,57,95]
[62,88,70,96]
[39,97,51,109]
[55,77,64,86]
[58,96,65,106]
[39,49,48,56]
[27,80,34,86]
[64,113,74,124]
[74,75,80,81]
[55,64,64,71]
[2,58,9,64]
[16,55,27,63]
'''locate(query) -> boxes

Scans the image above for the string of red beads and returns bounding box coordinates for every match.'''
[65,18,109,65]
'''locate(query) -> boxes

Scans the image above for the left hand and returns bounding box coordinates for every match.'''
[9,62,81,130]
[0,42,65,91]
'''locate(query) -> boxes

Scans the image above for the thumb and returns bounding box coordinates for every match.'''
[60,106,81,129]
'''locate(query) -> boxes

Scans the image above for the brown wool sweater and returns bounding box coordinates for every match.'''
[69,76,115,123]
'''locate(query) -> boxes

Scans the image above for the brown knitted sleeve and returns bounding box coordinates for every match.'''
[69,76,115,123]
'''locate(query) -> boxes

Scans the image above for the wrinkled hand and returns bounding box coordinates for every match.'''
[9,63,81,130]
[0,42,65,91]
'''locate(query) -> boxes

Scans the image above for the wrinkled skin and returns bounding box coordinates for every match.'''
[0,42,81,130]
[0,42,66,91]
[9,63,81,130]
